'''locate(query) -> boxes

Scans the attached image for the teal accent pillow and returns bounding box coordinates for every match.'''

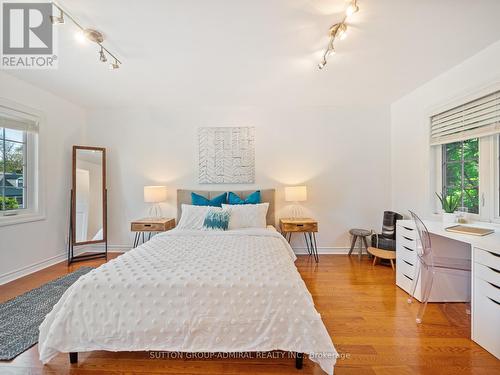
[228,190,261,205]
[203,209,230,230]
[191,192,227,207]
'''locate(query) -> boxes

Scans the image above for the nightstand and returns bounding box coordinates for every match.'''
[280,218,319,262]
[131,217,175,248]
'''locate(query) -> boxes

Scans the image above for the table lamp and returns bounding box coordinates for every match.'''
[144,186,167,218]
[285,186,307,218]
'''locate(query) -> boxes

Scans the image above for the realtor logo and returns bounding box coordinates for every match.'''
[1,2,58,69]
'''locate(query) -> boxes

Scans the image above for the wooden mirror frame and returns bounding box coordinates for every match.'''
[71,146,107,247]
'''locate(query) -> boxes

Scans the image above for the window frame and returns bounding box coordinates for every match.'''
[0,99,44,227]
[433,135,497,223]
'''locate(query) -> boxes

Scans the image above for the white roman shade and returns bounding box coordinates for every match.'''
[0,108,39,133]
[430,90,500,146]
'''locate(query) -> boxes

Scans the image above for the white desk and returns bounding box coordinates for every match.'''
[396,219,500,359]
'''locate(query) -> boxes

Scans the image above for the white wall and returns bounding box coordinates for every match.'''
[0,72,86,283]
[391,40,500,218]
[85,105,391,252]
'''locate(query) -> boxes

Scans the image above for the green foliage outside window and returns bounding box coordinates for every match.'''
[0,196,19,211]
[442,138,479,214]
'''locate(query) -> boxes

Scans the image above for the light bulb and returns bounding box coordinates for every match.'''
[109,60,120,70]
[318,61,326,70]
[346,3,359,17]
[337,24,347,40]
[75,30,87,44]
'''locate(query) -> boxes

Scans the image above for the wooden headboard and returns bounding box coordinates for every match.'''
[176,189,276,227]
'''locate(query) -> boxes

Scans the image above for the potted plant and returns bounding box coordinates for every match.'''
[436,192,461,223]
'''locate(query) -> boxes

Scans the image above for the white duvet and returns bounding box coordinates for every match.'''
[39,228,337,374]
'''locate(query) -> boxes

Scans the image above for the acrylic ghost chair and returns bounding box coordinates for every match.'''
[407,211,471,324]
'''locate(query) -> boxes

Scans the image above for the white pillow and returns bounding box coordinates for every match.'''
[177,204,211,230]
[222,203,269,230]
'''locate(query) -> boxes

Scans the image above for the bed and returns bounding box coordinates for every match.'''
[38,189,337,374]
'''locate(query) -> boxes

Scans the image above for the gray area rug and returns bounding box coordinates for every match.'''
[0,266,93,360]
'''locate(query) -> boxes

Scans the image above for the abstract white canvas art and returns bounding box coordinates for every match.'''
[199,127,255,184]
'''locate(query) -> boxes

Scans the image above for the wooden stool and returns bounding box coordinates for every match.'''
[348,228,371,259]
[368,246,396,270]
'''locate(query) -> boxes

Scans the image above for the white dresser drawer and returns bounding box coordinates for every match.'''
[397,243,417,263]
[397,233,417,250]
[473,277,500,358]
[475,247,500,269]
[397,257,416,278]
[475,263,500,289]
[398,224,417,239]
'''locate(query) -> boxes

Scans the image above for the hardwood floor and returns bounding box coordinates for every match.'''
[0,254,499,375]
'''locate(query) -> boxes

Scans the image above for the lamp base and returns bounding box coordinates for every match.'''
[290,205,304,219]
[147,204,162,218]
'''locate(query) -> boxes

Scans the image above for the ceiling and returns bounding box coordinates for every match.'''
[7,0,500,109]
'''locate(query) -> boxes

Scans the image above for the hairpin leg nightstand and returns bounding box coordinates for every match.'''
[280,218,319,262]
[130,218,175,248]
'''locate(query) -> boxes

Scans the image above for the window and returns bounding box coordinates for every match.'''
[431,88,500,222]
[0,127,27,211]
[0,103,41,224]
[442,139,479,214]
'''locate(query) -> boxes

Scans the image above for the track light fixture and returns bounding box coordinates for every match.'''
[318,0,359,70]
[110,59,120,70]
[50,8,64,24]
[51,2,122,70]
[99,47,107,63]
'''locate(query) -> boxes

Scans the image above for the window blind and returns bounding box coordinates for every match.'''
[430,90,500,146]
[0,108,39,133]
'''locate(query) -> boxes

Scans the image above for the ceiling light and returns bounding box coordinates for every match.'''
[50,9,64,24]
[99,47,107,63]
[83,28,104,44]
[75,30,86,44]
[318,1,360,70]
[337,23,347,40]
[110,59,120,70]
[52,3,123,70]
[346,1,359,18]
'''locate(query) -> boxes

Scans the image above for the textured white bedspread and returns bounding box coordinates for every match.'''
[39,229,337,374]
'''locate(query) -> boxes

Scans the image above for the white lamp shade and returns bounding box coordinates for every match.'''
[144,186,167,203]
[285,186,307,202]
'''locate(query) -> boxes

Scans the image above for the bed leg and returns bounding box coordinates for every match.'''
[295,352,303,369]
[69,352,78,364]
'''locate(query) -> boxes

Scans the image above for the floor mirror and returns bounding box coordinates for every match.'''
[68,146,107,264]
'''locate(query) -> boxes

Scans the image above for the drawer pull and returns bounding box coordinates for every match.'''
[403,236,413,241]
[403,246,414,252]
[144,224,152,227]
[403,226,414,231]
[404,274,413,281]
[403,260,414,267]
[488,297,500,306]
[481,249,500,258]
[297,224,304,227]
[488,281,500,290]
[488,266,500,274]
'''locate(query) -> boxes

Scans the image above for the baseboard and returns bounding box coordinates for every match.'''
[292,247,350,255]
[0,252,67,285]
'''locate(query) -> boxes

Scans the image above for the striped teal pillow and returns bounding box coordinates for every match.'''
[203,209,231,231]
